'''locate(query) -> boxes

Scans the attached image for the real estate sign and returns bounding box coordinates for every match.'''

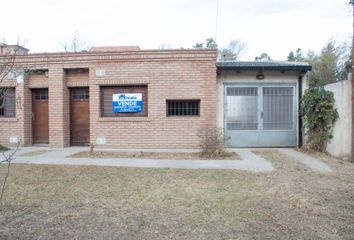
[112,93,142,113]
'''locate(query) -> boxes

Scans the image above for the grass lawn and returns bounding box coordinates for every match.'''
[0,150,354,239]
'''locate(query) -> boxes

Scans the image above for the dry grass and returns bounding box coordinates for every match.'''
[68,151,240,160]
[252,149,354,239]
[0,150,353,239]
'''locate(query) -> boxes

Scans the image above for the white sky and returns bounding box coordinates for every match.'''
[0,0,352,60]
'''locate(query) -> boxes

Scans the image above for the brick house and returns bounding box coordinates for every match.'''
[0,44,312,149]
[0,45,217,148]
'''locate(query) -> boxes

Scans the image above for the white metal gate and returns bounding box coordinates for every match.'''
[225,83,297,147]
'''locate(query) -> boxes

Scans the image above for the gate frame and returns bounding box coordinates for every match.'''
[224,82,298,148]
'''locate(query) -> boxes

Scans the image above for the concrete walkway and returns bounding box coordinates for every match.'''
[1,146,332,173]
[1,147,275,173]
[278,148,332,173]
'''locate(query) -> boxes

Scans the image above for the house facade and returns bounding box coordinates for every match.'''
[0,46,217,148]
[0,45,311,149]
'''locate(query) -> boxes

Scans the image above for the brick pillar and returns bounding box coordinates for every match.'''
[22,75,32,145]
[48,67,69,147]
[12,80,26,146]
[89,80,99,146]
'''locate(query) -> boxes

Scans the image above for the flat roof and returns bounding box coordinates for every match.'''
[217,61,312,72]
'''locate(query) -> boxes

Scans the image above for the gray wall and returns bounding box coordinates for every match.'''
[325,79,352,160]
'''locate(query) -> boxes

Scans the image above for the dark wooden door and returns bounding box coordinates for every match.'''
[70,88,90,146]
[32,89,49,144]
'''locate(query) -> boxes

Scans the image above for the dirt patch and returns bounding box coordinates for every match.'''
[19,150,53,157]
[1,150,354,239]
[67,151,240,160]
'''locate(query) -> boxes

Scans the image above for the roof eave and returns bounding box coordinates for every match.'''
[217,65,312,73]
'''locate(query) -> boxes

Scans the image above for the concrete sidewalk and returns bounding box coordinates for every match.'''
[1,147,275,173]
[1,146,332,173]
[278,148,332,172]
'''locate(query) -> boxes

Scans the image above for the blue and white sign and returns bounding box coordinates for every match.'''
[112,93,143,113]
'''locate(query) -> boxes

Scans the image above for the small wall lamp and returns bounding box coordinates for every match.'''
[256,74,265,80]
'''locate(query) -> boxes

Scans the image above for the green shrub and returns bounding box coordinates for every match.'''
[300,87,338,151]
[0,145,10,152]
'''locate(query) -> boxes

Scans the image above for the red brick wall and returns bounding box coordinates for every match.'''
[90,60,216,148]
[65,69,89,87]
[0,49,217,148]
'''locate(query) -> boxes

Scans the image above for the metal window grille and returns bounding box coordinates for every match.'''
[226,87,258,130]
[263,87,293,130]
[0,92,4,116]
[167,100,200,116]
[0,88,16,117]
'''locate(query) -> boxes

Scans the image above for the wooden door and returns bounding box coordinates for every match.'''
[70,88,90,146]
[32,89,49,144]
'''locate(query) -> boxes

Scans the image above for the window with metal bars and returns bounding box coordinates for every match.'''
[0,88,16,117]
[166,100,200,116]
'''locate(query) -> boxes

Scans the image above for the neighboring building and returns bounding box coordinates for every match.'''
[0,47,217,148]
[217,61,311,147]
[0,45,312,149]
[0,43,29,55]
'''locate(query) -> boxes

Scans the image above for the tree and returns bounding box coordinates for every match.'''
[287,48,305,62]
[205,38,218,49]
[0,44,22,201]
[0,44,20,109]
[255,53,271,61]
[218,40,247,61]
[60,31,89,52]
[0,142,20,201]
[193,38,247,61]
[306,39,351,87]
[193,42,204,48]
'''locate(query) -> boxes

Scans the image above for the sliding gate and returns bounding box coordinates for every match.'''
[225,83,297,147]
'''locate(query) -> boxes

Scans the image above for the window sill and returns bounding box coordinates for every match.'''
[0,117,18,122]
[166,116,201,120]
[167,116,200,117]
[98,117,151,122]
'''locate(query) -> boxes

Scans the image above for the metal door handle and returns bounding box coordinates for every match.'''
[261,112,263,118]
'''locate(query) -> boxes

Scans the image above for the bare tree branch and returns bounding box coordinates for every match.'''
[218,39,247,61]
[0,140,20,201]
[0,44,23,201]
[59,31,89,52]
